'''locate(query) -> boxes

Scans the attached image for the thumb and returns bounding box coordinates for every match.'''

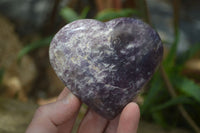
[26,92,81,133]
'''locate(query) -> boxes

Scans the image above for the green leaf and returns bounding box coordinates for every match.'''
[163,28,180,69]
[18,36,52,62]
[95,8,139,21]
[60,7,79,22]
[152,112,168,128]
[177,42,200,65]
[80,6,90,19]
[72,104,88,132]
[141,73,163,115]
[151,96,193,112]
[171,75,200,103]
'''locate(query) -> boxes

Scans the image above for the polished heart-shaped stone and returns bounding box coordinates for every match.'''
[49,18,163,120]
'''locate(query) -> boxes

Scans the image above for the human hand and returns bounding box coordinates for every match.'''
[26,87,140,133]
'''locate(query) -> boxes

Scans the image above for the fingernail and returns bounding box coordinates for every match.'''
[87,110,93,120]
[62,92,74,105]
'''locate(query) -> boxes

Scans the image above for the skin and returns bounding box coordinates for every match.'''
[26,87,140,133]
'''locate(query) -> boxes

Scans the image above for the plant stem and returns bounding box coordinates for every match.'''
[95,0,105,11]
[173,0,180,38]
[165,0,180,65]
[113,0,122,10]
[136,0,151,24]
[95,0,122,11]
[44,0,61,34]
[160,66,200,133]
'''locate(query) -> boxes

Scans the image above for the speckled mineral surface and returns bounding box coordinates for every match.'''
[49,18,163,119]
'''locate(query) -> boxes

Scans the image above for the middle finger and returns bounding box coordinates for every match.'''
[77,109,108,133]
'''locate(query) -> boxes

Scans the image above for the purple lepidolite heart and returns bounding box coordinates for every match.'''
[49,18,163,119]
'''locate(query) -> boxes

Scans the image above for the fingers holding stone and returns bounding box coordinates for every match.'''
[117,102,140,133]
[104,115,120,133]
[78,109,108,133]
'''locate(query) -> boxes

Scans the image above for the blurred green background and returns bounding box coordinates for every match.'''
[0,0,200,133]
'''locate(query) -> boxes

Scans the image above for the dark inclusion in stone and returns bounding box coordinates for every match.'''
[49,18,163,120]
